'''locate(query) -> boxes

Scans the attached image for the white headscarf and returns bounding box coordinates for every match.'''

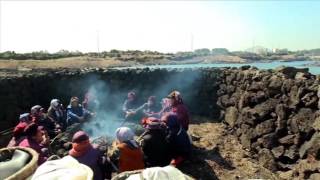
[115,127,138,148]
[50,99,62,118]
[50,99,59,109]
[31,105,42,115]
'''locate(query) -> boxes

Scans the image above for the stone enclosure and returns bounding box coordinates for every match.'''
[218,66,320,178]
[1,66,320,178]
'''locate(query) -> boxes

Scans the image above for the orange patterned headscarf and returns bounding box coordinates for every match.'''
[69,140,92,157]
[69,131,92,157]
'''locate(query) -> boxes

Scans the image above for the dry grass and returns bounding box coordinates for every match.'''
[0,56,125,70]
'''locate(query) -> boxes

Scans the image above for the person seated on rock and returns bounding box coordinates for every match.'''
[69,131,111,180]
[47,99,66,130]
[7,121,28,147]
[31,105,59,138]
[18,112,32,124]
[164,113,192,167]
[67,97,94,126]
[18,123,49,165]
[139,117,171,167]
[151,97,172,119]
[115,127,145,172]
[122,91,145,121]
[166,91,190,131]
[142,96,161,118]
[30,105,43,124]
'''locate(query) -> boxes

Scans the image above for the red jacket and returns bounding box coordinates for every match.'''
[172,104,190,131]
[19,138,48,165]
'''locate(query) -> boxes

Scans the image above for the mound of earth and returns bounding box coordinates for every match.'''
[181,122,278,180]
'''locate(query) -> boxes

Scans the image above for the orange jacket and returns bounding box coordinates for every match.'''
[117,142,145,172]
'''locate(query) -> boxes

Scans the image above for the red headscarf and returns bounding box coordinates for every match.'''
[141,117,164,129]
[69,131,92,157]
[13,122,28,138]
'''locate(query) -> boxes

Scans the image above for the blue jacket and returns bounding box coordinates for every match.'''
[67,105,89,126]
[166,115,191,159]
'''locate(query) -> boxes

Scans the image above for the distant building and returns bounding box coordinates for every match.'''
[272,48,288,55]
[246,46,270,55]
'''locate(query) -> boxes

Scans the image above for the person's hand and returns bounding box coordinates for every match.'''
[55,129,62,134]
[42,134,50,146]
[91,112,96,117]
[78,116,85,121]
[125,111,135,118]
[170,157,184,167]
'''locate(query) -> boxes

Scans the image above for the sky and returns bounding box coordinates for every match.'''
[0,1,319,53]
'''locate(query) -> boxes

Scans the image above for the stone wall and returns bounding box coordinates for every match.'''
[218,66,320,176]
[0,68,222,131]
[2,66,320,177]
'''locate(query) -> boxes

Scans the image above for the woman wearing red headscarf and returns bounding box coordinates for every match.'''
[69,131,109,180]
[166,91,190,131]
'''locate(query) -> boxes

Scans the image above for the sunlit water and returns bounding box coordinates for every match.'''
[114,60,320,75]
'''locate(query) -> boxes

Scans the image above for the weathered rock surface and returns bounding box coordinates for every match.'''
[217,66,320,178]
[224,106,238,128]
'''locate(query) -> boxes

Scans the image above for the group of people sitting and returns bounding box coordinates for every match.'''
[7,96,95,164]
[6,90,192,180]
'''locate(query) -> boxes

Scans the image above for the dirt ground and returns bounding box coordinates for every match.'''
[182,121,279,180]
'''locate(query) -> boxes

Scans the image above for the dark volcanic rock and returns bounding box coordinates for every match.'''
[248,91,267,106]
[288,108,316,134]
[255,119,275,137]
[281,79,295,94]
[258,148,277,171]
[301,92,318,107]
[275,66,309,79]
[248,81,264,92]
[238,91,250,110]
[237,107,255,126]
[283,145,299,161]
[313,117,320,131]
[240,133,251,150]
[271,146,284,158]
[299,132,320,159]
[217,94,235,108]
[215,67,320,173]
[268,75,283,91]
[257,132,277,149]
[275,104,289,131]
[278,134,296,145]
[253,99,279,121]
[288,86,303,108]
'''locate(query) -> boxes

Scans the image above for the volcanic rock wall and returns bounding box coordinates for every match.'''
[0,68,222,131]
[218,66,320,177]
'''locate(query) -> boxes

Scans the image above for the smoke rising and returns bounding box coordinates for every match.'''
[79,69,201,139]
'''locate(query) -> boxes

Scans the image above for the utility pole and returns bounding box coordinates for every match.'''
[0,0,2,52]
[252,39,255,53]
[191,33,194,52]
[96,30,100,58]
